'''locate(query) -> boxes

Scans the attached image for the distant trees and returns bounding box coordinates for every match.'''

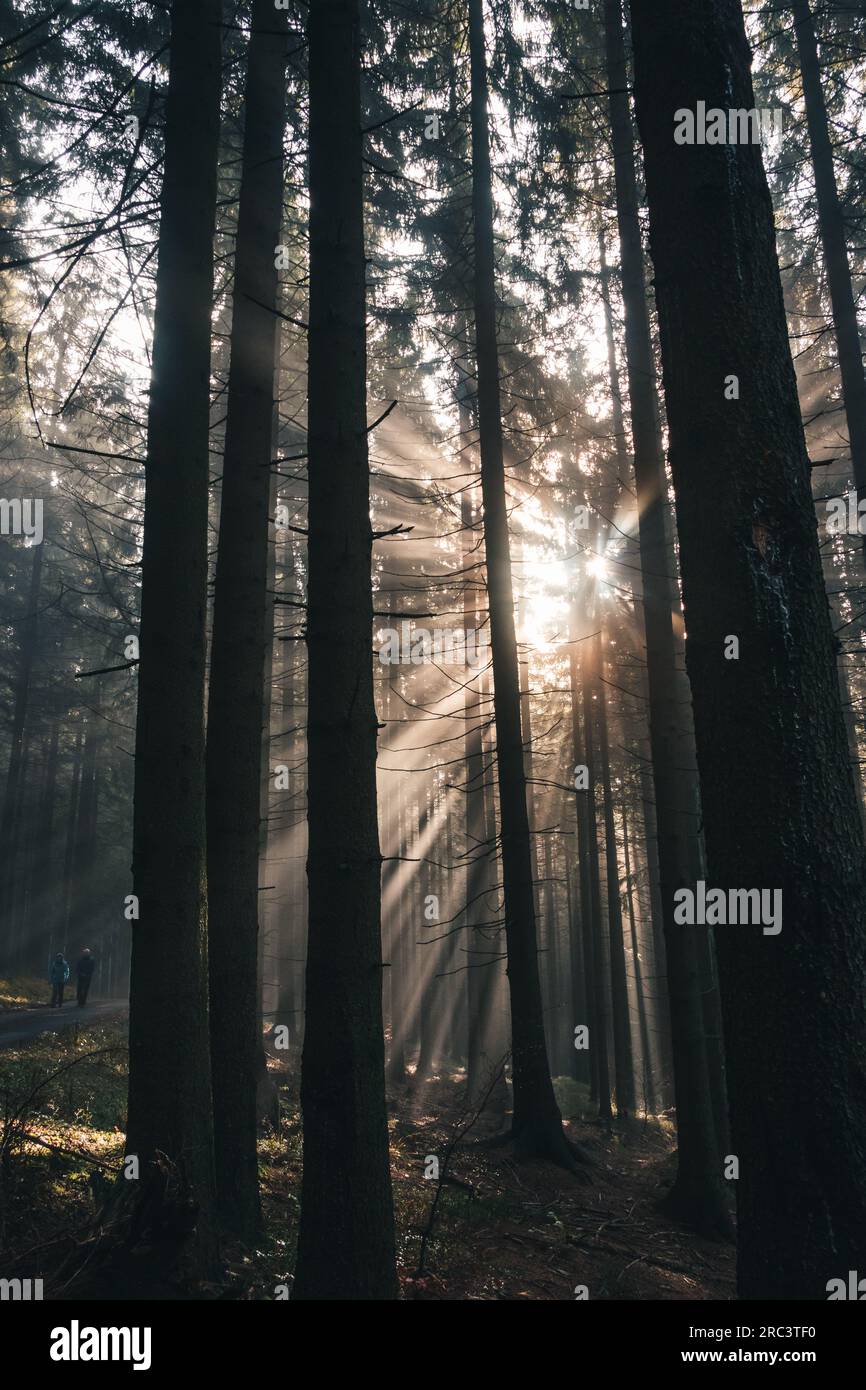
[292,0,397,1300]
[125,0,223,1278]
[630,0,866,1298]
[790,0,866,544]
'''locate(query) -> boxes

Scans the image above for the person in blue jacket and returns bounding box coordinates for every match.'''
[49,952,70,1008]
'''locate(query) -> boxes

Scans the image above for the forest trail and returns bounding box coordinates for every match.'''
[0,1000,128,1049]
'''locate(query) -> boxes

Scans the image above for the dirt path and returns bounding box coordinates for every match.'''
[0,999,128,1049]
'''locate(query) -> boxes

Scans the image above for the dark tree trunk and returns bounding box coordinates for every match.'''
[273,551,300,1047]
[415,787,439,1082]
[791,0,866,538]
[479,688,511,1114]
[566,863,591,1088]
[638,753,674,1106]
[28,724,59,972]
[467,0,580,1167]
[391,786,410,1084]
[15,734,38,966]
[630,0,866,1297]
[71,719,100,949]
[0,543,42,963]
[206,0,287,1243]
[292,0,397,1301]
[465,490,496,1100]
[516,592,542,1025]
[9,728,34,967]
[60,724,83,948]
[468,658,510,1111]
[125,0,223,1279]
[596,632,636,1115]
[604,0,729,1233]
[621,786,657,1113]
[569,630,599,1100]
[256,437,281,1124]
[580,633,613,1122]
[384,655,407,1088]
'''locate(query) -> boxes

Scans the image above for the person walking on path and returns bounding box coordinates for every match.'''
[49,953,70,1008]
[75,948,96,1007]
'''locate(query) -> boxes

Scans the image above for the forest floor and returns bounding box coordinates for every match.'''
[0,973,48,1009]
[0,1017,735,1300]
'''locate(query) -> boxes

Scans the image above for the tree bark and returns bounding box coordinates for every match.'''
[206,0,287,1243]
[569,630,599,1099]
[621,785,657,1113]
[596,631,636,1115]
[463,489,497,1101]
[580,632,613,1121]
[0,543,42,962]
[28,724,59,972]
[292,0,397,1300]
[60,723,82,948]
[467,0,581,1167]
[630,0,866,1297]
[604,0,729,1233]
[125,0,223,1279]
[70,717,100,950]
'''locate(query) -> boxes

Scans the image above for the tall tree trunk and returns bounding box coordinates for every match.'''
[384,649,407,1087]
[833,604,866,831]
[61,724,83,948]
[566,862,591,1088]
[630,0,866,1298]
[638,752,674,1105]
[463,485,492,1101]
[467,644,507,1108]
[478,681,511,1114]
[580,633,613,1122]
[9,727,34,969]
[595,632,636,1115]
[71,718,100,951]
[256,388,282,1113]
[516,588,546,1043]
[206,0,287,1242]
[604,0,729,1233]
[791,0,866,539]
[293,0,397,1300]
[28,724,59,972]
[415,786,439,1082]
[467,0,580,1167]
[273,537,300,1046]
[125,0,223,1279]
[389,782,410,1084]
[569,631,599,1100]
[0,543,42,962]
[621,786,657,1113]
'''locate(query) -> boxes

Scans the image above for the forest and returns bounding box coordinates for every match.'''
[1,0,866,1324]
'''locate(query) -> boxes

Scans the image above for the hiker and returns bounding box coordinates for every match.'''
[49,952,70,1008]
[75,948,96,1008]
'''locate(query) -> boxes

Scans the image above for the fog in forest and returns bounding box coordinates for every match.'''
[1,0,865,1340]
